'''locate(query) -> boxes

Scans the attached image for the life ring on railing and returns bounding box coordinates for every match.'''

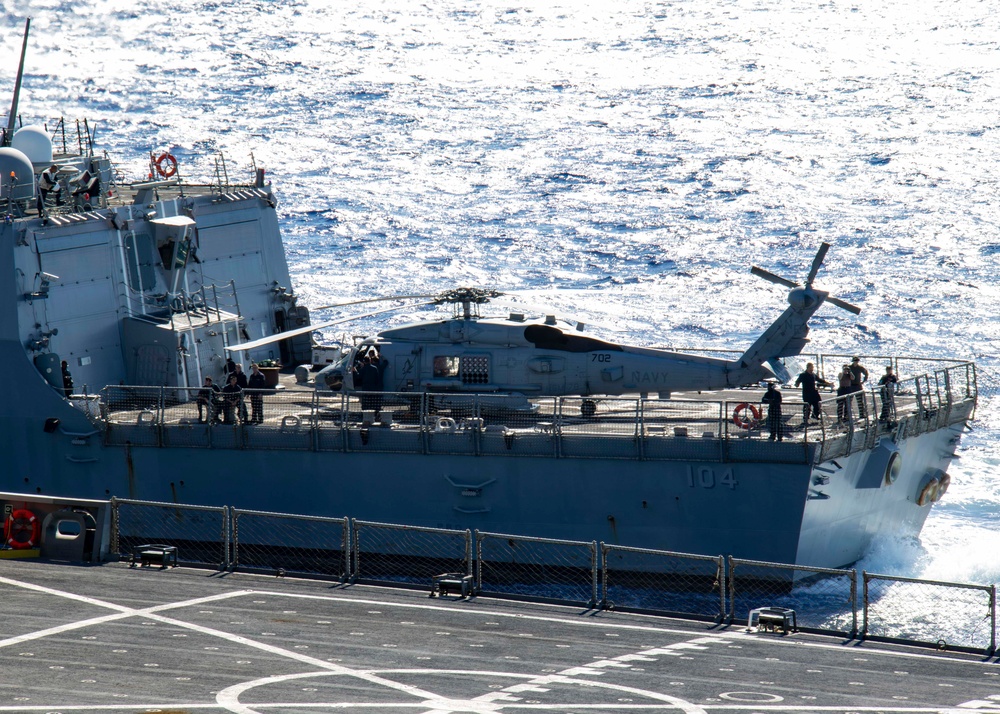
[732,402,762,430]
[4,509,40,549]
[154,152,178,178]
[280,415,301,428]
[917,478,940,507]
[435,416,457,434]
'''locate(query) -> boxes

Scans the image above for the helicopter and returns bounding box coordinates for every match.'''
[228,243,860,413]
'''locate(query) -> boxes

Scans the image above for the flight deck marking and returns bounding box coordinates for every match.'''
[1,572,998,714]
[256,588,1000,669]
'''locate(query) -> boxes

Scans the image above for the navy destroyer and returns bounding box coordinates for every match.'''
[0,23,976,570]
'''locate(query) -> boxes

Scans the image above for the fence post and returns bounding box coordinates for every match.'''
[464,529,473,581]
[861,570,869,638]
[850,568,858,638]
[727,556,735,620]
[158,386,165,447]
[717,556,726,621]
[474,529,482,593]
[350,519,360,582]
[110,496,120,556]
[600,542,608,609]
[590,541,598,609]
[223,506,231,570]
[991,584,997,656]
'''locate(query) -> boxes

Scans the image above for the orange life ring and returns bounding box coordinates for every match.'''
[4,508,40,549]
[154,152,178,178]
[916,478,940,507]
[732,402,762,429]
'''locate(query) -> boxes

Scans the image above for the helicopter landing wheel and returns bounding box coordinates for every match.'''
[581,399,597,418]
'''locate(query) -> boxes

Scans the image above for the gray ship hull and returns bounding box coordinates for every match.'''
[0,374,969,570]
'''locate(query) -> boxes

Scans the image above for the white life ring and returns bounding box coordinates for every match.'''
[435,416,457,434]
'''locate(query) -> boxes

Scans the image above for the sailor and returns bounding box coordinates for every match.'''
[247,363,267,424]
[794,362,830,423]
[221,374,243,424]
[358,354,383,416]
[878,365,899,422]
[60,360,73,398]
[233,363,249,423]
[224,357,237,381]
[836,364,854,423]
[196,376,222,424]
[37,164,63,212]
[760,382,783,441]
[849,356,869,419]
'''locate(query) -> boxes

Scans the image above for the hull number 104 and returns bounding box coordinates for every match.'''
[686,466,737,490]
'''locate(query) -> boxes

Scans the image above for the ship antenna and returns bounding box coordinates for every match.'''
[4,18,31,148]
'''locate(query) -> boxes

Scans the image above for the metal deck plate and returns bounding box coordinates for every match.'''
[1,560,998,713]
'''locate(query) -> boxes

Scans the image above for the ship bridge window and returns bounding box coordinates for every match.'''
[461,355,490,385]
[434,356,460,378]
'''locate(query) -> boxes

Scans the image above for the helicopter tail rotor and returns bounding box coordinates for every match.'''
[733,242,862,385]
[750,242,861,315]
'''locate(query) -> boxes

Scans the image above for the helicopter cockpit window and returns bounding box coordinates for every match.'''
[461,355,490,385]
[433,356,461,378]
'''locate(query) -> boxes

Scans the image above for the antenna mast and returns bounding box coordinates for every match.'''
[4,18,31,147]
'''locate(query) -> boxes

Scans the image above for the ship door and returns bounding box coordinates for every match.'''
[134,344,170,386]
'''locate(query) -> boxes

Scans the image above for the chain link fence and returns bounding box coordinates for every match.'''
[863,572,996,654]
[111,497,229,568]
[231,509,349,581]
[353,521,472,587]
[602,545,725,620]
[476,531,598,607]
[106,498,999,653]
[729,557,857,635]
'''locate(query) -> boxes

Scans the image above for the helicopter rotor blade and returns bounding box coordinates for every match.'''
[311,293,439,311]
[751,266,799,289]
[825,294,862,315]
[226,301,436,352]
[804,242,831,288]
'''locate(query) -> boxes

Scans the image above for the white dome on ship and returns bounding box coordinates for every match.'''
[11,124,53,165]
[0,147,36,201]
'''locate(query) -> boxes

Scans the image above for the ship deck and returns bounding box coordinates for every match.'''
[1,558,998,713]
[86,358,976,466]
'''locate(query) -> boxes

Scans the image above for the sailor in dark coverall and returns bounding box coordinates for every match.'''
[358,355,383,416]
[247,363,267,424]
[760,382,783,441]
[794,362,830,423]
[878,365,899,422]
[849,356,870,419]
[221,374,243,425]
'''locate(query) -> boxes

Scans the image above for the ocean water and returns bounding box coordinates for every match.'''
[3,0,998,587]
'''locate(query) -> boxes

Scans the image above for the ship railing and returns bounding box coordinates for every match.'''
[108,496,998,654]
[729,557,858,636]
[110,497,229,569]
[352,520,472,590]
[863,571,996,654]
[603,544,726,621]
[96,360,976,461]
[476,531,600,608]
[230,508,350,581]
